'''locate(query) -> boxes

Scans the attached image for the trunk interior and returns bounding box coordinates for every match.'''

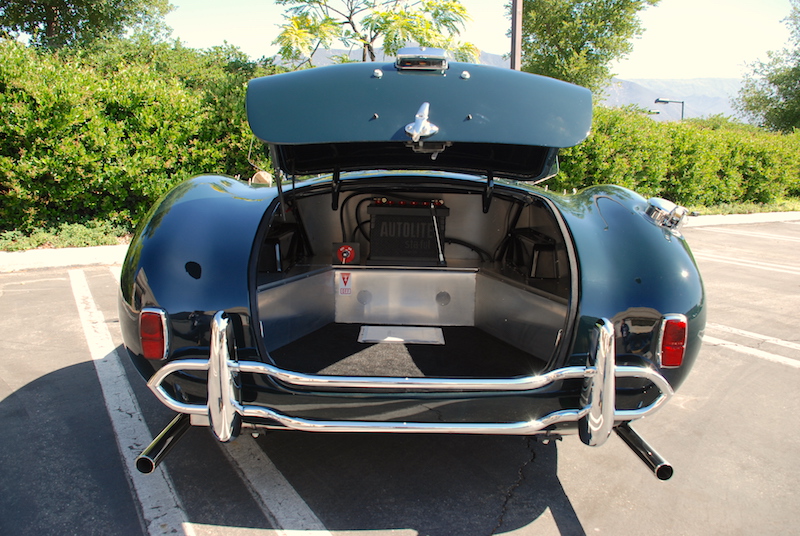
[253,178,574,377]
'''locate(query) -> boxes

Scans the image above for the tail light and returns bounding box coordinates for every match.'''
[658,314,687,368]
[140,308,168,360]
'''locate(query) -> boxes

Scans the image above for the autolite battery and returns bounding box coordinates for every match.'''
[367,200,449,266]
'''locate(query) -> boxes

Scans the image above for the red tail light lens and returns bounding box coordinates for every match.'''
[140,308,168,360]
[660,315,687,368]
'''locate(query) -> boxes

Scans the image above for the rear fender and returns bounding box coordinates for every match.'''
[548,185,705,390]
[119,175,278,368]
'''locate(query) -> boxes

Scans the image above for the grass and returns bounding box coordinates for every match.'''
[2,198,799,252]
[0,220,131,252]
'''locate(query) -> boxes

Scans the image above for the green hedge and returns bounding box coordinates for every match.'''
[1,39,799,233]
[0,39,272,232]
[557,107,800,205]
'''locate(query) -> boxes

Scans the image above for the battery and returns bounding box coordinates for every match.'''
[367,201,449,266]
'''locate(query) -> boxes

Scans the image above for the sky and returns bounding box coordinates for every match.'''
[163,0,794,80]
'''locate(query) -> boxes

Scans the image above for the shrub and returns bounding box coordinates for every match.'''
[557,106,671,196]
[0,38,277,233]
[557,107,800,205]
[0,41,205,231]
[0,219,125,251]
[1,37,798,236]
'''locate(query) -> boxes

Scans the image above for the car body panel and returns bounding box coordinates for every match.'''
[118,176,271,372]
[120,172,703,393]
[543,185,705,389]
[119,53,703,479]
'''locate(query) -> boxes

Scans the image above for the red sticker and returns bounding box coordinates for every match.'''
[337,244,355,264]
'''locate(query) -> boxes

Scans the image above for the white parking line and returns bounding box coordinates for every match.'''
[703,335,800,369]
[692,253,800,275]
[0,277,66,299]
[693,227,800,242]
[223,437,332,535]
[107,267,331,535]
[69,269,194,536]
[707,323,800,352]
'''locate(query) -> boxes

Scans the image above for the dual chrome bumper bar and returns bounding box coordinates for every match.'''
[146,312,674,447]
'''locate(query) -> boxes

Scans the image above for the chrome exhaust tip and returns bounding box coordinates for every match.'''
[615,422,674,481]
[135,413,191,474]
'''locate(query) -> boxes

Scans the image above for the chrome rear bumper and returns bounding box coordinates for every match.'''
[147,312,673,447]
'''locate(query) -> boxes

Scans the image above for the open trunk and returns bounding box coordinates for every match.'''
[125,54,691,480]
[253,177,575,377]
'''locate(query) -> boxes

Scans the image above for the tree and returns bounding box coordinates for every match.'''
[273,0,478,68]
[0,0,173,48]
[519,0,658,91]
[735,0,800,132]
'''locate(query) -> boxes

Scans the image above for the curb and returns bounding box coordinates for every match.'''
[684,211,800,228]
[0,244,128,273]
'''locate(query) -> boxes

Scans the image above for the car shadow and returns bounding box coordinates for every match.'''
[256,431,585,535]
[0,360,144,535]
[0,352,587,535]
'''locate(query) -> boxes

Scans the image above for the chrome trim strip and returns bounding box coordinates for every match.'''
[140,307,169,360]
[237,362,590,391]
[654,313,688,368]
[147,359,209,415]
[145,315,675,440]
[237,406,586,435]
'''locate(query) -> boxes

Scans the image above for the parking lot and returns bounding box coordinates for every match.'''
[1,215,799,535]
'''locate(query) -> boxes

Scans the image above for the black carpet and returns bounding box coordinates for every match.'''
[269,324,547,377]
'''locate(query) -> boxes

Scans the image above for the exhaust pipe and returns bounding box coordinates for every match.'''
[136,413,191,474]
[615,422,674,481]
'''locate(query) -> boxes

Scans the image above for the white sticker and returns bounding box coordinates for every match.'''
[339,273,352,295]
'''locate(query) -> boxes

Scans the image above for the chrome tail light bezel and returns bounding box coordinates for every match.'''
[140,307,169,361]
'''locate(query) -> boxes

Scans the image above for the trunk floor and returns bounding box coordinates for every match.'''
[270,324,548,377]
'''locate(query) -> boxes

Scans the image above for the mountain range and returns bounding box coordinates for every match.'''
[477,51,745,120]
[602,78,743,121]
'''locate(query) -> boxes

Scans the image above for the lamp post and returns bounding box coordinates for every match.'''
[654,98,685,120]
[511,0,522,70]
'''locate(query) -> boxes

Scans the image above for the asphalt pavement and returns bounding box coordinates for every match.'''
[1,210,800,535]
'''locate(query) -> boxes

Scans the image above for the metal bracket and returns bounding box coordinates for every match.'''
[405,102,439,142]
[331,168,341,210]
[483,172,494,214]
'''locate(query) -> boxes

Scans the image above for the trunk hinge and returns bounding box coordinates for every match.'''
[331,168,341,210]
[483,172,494,213]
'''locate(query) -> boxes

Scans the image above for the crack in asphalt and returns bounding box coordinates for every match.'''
[489,436,536,535]
[421,403,446,422]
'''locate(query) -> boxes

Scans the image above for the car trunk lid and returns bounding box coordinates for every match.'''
[246,52,592,181]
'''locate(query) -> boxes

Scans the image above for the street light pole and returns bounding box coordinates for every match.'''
[511,0,522,70]
[654,98,685,120]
